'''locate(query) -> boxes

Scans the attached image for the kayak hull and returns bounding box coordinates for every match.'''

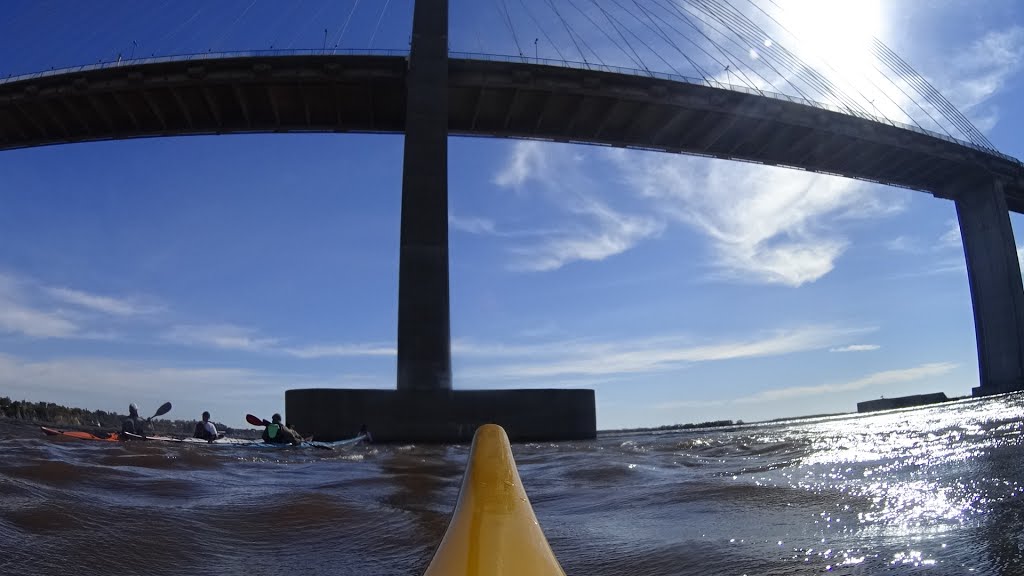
[40,426,120,442]
[423,424,565,576]
[123,432,369,449]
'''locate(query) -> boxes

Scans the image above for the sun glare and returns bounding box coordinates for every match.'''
[777,0,883,69]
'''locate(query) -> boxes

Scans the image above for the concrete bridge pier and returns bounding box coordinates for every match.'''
[955,178,1024,396]
[287,0,596,442]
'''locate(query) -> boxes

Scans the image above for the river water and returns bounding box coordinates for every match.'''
[1,393,1023,576]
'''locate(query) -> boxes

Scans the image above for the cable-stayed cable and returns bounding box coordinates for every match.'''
[587,0,649,71]
[750,0,927,132]
[516,0,568,62]
[871,38,993,148]
[652,0,774,90]
[712,0,870,117]
[333,0,361,50]
[494,0,524,57]
[744,0,880,119]
[618,0,698,78]
[689,0,812,101]
[544,0,597,65]
[368,0,393,48]
[601,0,689,77]
[564,0,641,69]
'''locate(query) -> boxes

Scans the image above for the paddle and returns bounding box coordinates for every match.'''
[148,401,172,421]
[246,413,267,427]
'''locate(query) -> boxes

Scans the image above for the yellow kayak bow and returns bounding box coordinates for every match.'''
[423,424,566,576]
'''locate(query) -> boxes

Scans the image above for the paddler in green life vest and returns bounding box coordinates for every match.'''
[262,414,301,445]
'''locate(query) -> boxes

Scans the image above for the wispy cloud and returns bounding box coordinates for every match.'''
[45,286,157,317]
[944,26,1024,128]
[456,325,872,382]
[494,140,547,188]
[283,343,396,359]
[885,236,921,254]
[735,362,958,404]
[0,273,81,338]
[492,141,664,272]
[0,272,163,339]
[938,220,961,250]
[618,153,903,286]
[830,344,880,353]
[162,323,395,359]
[163,324,279,352]
[449,214,497,235]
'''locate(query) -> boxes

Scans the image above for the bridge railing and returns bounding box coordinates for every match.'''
[0,48,411,86]
[3,48,1018,166]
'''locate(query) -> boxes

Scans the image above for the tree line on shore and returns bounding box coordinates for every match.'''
[0,396,240,435]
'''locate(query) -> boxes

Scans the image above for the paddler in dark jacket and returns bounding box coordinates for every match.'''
[262,413,300,445]
[193,411,219,442]
[121,403,146,439]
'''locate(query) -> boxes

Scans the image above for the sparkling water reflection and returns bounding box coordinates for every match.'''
[1,392,1022,575]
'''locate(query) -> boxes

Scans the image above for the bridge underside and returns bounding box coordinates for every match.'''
[2,55,1023,207]
[3,54,1024,399]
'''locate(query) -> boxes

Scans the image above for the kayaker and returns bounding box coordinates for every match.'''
[121,403,146,439]
[193,411,219,442]
[262,413,300,445]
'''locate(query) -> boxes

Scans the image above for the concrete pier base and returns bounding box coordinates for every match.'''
[285,388,596,443]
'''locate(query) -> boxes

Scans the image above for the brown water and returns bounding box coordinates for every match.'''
[2,394,1023,576]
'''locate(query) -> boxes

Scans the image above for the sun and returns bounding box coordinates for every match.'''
[774,0,883,70]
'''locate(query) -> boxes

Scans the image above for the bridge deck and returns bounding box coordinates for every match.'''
[1,54,1022,209]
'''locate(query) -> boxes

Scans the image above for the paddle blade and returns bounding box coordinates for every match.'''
[151,402,172,419]
[246,414,265,427]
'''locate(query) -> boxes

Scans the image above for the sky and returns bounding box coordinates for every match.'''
[2,0,1024,429]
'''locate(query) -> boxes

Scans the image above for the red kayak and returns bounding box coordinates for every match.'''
[40,426,121,442]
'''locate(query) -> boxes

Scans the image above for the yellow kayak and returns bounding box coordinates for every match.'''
[423,424,566,576]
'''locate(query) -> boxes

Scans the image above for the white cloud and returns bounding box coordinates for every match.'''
[45,286,156,317]
[163,324,279,352]
[735,362,958,403]
[885,236,920,253]
[494,140,548,187]
[283,343,396,359]
[939,220,962,249]
[946,27,1024,114]
[618,153,903,286]
[830,344,880,352]
[0,273,80,338]
[455,325,871,382]
[449,214,497,235]
[162,323,395,359]
[0,272,160,339]
[0,301,80,339]
[493,141,664,272]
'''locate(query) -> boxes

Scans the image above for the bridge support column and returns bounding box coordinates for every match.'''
[397,0,451,391]
[956,179,1024,396]
[287,0,596,442]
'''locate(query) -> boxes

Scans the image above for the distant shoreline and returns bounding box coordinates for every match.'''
[600,411,853,434]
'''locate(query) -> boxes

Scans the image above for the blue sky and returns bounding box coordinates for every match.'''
[2,1,1024,429]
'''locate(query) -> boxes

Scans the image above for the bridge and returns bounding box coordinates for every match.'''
[3,1,1023,440]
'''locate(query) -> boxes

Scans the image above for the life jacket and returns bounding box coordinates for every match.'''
[266,423,281,440]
